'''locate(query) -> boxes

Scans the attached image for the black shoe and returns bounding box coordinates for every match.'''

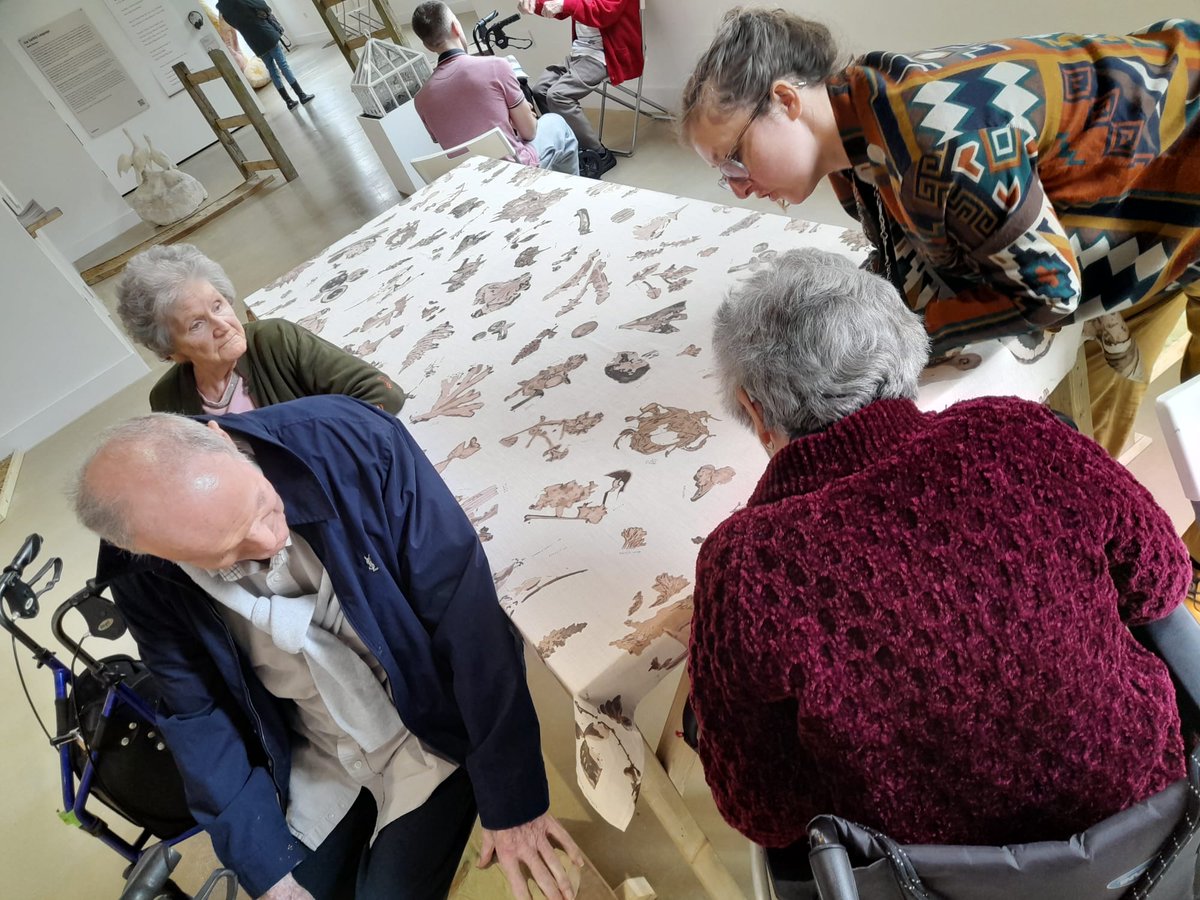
[593,146,617,176]
[578,150,600,179]
[289,81,315,104]
[276,85,298,110]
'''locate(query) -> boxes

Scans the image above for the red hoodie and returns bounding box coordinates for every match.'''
[536,0,644,85]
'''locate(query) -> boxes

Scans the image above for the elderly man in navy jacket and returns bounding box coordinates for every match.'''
[73,395,580,900]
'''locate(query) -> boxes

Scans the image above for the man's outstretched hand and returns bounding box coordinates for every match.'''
[518,0,565,16]
[479,812,584,900]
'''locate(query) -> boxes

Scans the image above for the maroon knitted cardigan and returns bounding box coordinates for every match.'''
[689,396,1190,848]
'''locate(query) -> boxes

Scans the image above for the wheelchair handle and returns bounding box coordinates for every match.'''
[809,825,861,900]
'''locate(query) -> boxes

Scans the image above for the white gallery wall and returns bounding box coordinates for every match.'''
[0,207,148,458]
[0,0,244,260]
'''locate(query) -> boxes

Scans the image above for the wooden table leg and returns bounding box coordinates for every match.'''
[1046,344,1094,437]
[639,735,749,900]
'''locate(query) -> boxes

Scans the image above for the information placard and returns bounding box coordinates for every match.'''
[19,9,148,137]
[102,0,186,97]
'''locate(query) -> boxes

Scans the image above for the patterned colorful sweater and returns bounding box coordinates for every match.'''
[826,21,1200,354]
[689,397,1190,847]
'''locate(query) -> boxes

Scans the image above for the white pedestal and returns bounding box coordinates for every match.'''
[358,104,441,196]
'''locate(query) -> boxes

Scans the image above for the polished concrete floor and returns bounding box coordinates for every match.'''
[4,41,1194,900]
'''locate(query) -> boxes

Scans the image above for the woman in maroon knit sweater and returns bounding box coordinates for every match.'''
[690,248,1192,855]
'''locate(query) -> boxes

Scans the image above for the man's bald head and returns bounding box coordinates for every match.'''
[72,414,262,561]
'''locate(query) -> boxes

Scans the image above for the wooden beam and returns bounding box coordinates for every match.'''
[345,34,370,51]
[173,60,251,180]
[208,49,299,182]
[187,67,222,84]
[1046,344,1094,437]
[244,159,280,172]
[214,114,252,130]
[23,207,62,237]
[78,177,275,285]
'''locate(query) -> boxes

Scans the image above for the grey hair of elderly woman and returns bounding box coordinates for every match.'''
[116,244,237,359]
[713,248,930,437]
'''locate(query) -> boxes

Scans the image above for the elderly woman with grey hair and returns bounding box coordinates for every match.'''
[117,244,406,415]
[689,248,1191,866]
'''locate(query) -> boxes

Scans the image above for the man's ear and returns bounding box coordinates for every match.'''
[205,420,237,446]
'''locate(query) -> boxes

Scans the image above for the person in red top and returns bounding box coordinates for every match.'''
[691,247,1191,866]
[519,0,643,178]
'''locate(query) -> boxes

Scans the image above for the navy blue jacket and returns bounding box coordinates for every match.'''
[96,396,548,896]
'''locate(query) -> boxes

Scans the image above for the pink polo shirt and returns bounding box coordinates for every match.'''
[413,54,537,167]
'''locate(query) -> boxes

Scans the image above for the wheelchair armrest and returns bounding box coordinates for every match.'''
[1137,606,1200,740]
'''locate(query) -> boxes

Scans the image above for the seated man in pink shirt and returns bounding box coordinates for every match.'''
[412,2,579,176]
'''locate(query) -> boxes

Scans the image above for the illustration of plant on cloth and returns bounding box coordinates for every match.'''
[400,322,454,371]
[500,411,604,461]
[612,574,693,668]
[410,365,492,423]
[627,263,696,299]
[576,699,641,797]
[473,273,532,318]
[455,484,499,537]
[493,187,571,224]
[536,622,588,659]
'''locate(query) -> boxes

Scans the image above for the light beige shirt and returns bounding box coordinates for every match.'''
[181,534,458,850]
[571,22,605,63]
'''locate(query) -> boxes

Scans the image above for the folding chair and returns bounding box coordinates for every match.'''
[409,127,517,185]
[595,0,673,157]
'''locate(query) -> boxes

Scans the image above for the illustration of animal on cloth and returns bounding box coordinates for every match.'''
[615,403,716,455]
[473,274,532,318]
[505,354,587,410]
[327,229,385,263]
[499,411,604,461]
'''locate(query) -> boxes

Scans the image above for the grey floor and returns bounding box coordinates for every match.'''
[3,41,1192,900]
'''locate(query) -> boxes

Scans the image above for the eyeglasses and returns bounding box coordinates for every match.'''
[716,82,808,192]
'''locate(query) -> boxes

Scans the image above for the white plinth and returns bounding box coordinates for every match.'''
[358,104,441,196]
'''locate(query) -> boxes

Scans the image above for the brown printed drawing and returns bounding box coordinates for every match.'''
[473,273,532,318]
[691,464,735,501]
[619,301,688,334]
[512,328,558,366]
[410,365,492,423]
[499,411,604,461]
[433,437,481,474]
[295,308,328,335]
[504,354,587,410]
[455,484,499,534]
[621,527,647,550]
[543,250,611,317]
[493,187,571,224]
[444,255,484,293]
[610,573,693,657]
[327,229,384,263]
[472,320,512,342]
[400,322,454,371]
[525,480,607,525]
[615,403,716,456]
[536,622,588,659]
[632,207,684,241]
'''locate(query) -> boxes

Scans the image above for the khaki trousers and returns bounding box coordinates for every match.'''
[1086,286,1200,599]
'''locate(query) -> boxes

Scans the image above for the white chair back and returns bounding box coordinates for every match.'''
[1156,376,1200,505]
[409,127,517,184]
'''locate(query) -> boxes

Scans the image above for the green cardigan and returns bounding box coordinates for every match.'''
[149,318,407,415]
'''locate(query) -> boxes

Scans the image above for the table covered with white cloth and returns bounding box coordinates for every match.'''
[244,157,1082,830]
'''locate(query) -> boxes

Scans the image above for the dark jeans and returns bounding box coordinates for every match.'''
[292,768,477,900]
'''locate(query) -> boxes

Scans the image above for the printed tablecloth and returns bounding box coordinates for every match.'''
[244,158,1080,829]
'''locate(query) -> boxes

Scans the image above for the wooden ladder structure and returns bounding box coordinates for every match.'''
[310,0,403,70]
[173,49,299,184]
